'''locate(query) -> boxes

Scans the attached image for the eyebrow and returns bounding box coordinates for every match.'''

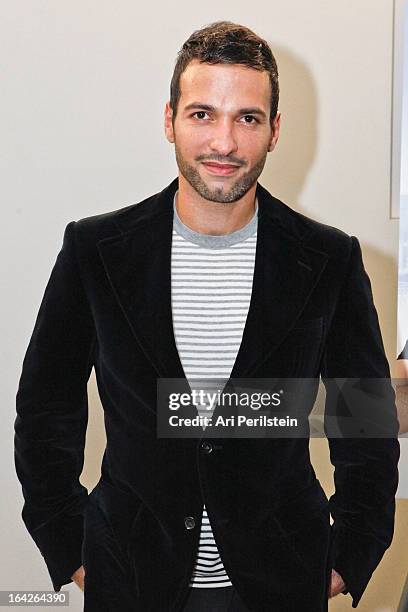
[183,102,267,120]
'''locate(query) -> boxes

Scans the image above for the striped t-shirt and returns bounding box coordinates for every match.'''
[170,190,258,588]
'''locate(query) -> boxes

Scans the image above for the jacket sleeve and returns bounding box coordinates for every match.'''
[321,236,400,608]
[14,220,96,591]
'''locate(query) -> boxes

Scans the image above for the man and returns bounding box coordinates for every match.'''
[15,20,400,612]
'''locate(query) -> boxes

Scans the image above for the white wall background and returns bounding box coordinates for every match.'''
[1,1,406,610]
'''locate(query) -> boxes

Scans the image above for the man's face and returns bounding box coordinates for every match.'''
[164,59,280,203]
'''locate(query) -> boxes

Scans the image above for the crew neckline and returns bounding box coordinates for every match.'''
[172,191,258,249]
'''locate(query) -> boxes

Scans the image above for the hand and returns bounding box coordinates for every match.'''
[328,568,346,598]
[395,358,408,434]
[71,565,85,591]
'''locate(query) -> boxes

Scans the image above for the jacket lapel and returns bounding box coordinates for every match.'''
[229,197,329,379]
[97,180,185,381]
[97,177,329,388]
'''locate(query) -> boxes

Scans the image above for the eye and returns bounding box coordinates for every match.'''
[192,111,209,120]
[242,115,258,124]
[190,112,259,124]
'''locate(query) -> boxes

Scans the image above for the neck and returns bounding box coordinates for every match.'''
[175,173,257,235]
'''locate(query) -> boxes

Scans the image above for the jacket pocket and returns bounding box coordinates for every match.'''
[290,316,324,332]
[275,316,325,377]
[268,478,329,538]
[266,481,331,579]
[88,479,144,558]
[284,316,324,349]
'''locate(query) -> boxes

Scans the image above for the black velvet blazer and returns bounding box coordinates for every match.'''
[15,177,400,611]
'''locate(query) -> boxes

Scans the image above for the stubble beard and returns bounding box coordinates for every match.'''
[174,142,268,204]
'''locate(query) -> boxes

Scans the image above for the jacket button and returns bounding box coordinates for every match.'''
[184,516,196,530]
[200,441,213,454]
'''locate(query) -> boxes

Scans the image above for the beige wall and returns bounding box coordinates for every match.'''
[3,1,406,609]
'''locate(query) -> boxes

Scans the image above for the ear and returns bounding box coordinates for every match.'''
[164,101,175,143]
[267,111,281,152]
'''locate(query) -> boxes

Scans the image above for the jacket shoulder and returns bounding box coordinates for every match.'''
[73,192,157,240]
[266,192,353,260]
[298,208,353,258]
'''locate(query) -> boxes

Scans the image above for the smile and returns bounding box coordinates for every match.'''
[202,162,240,176]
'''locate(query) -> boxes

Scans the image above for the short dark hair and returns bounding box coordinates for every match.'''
[170,21,279,126]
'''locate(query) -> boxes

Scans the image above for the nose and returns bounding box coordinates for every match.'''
[209,118,238,157]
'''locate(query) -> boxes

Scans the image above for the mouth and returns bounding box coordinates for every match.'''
[202,162,240,176]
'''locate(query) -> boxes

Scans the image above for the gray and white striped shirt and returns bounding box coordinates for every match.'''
[171,190,258,588]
